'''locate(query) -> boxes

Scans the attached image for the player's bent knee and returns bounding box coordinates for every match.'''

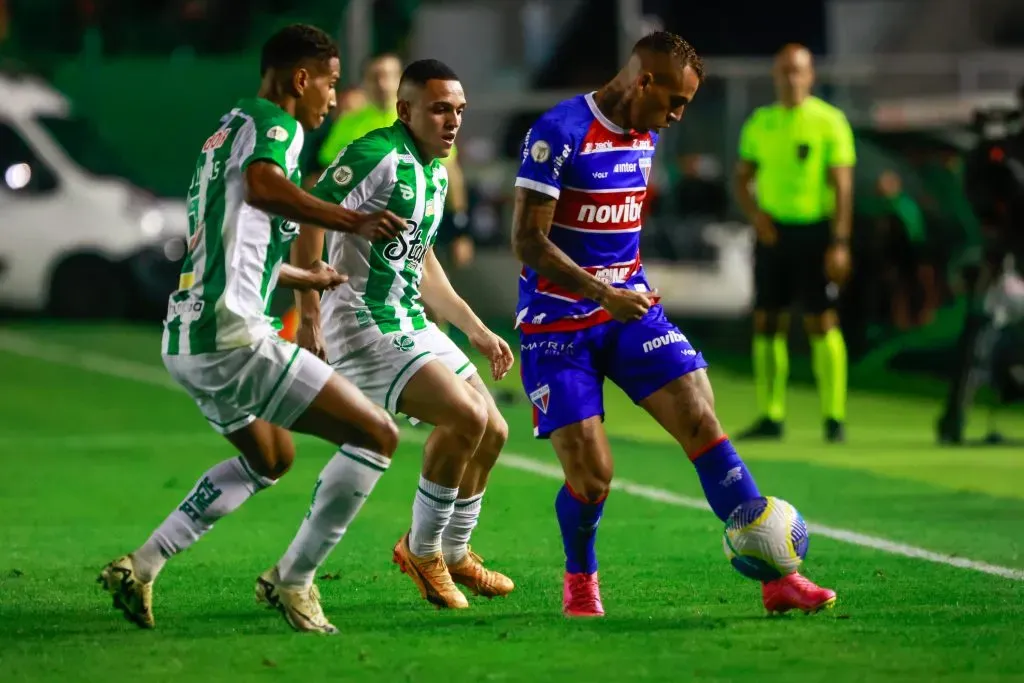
[487,413,510,452]
[447,389,489,443]
[473,412,509,470]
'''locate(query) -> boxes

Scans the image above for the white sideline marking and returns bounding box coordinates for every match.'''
[2,330,1023,582]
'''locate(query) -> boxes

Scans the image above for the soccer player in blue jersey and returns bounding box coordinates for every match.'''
[511,32,837,617]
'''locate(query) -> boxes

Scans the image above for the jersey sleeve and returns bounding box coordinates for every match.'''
[240,112,301,174]
[514,113,576,199]
[826,110,857,167]
[737,110,761,163]
[311,133,395,209]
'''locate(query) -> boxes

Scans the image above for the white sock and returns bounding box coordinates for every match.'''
[409,475,458,557]
[132,456,274,582]
[442,491,485,565]
[276,445,390,588]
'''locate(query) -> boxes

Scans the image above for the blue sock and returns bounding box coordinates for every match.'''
[691,438,761,521]
[554,483,604,574]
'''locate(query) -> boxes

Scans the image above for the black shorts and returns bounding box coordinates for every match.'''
[754,220,837,314]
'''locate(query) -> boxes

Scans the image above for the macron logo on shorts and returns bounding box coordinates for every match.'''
[529,384,551,414]
[642,330,688,354]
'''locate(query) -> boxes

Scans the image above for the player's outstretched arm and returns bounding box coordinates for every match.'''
[244,162,404,239]
[277,261,345,292]
[511,187,654,322]
[420,248,513,380]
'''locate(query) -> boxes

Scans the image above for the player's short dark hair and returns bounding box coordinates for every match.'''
[633,31,705,82]
[399,59,460,90]
[260,24,339,76]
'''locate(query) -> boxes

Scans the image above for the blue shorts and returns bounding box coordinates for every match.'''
[519,305,708,438]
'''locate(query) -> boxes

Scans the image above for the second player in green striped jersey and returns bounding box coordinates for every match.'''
[312,120,449,359]
[278,60,516,613]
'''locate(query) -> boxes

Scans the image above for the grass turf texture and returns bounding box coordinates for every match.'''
[1,323,1022,683]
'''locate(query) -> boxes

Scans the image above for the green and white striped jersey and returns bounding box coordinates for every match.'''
[313,121,448,359]
[162,98,304,356]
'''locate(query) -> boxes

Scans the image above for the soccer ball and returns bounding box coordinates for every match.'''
[722,496,809,581]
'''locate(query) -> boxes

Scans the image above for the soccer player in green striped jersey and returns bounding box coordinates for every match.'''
[97,25,409,635]
[264,60,516,617]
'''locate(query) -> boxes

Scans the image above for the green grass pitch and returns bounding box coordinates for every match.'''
[1,324,1022,682]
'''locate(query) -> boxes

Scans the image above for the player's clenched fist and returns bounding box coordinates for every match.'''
[353,209,406,241]
[470,329,515,381]
[599,287,658,322]
[307,261,347,292]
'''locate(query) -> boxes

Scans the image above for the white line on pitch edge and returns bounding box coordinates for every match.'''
[2,330,1022,582]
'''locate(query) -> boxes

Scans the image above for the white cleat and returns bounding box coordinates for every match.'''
[97,555,155,629]
[255,567,339,635]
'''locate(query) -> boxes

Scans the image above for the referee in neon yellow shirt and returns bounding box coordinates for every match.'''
[733,44,855,443]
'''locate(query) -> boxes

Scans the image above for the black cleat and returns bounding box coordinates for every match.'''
[824,418,845,443]
[936,412,964,445]
[736,418,784,441]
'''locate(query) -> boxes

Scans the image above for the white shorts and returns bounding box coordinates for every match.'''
[331,324,477,415]
[163,335,334,435]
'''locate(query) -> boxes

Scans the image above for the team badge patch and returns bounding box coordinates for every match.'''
[266,125,290,141]
[529,384,551,414]
[332,165,353,185]
[391,334,415,352]
[530,140,551,163]
[639,157,652,184]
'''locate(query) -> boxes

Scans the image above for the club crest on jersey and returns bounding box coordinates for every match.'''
[266,125,290,142]
[639,157,652,184]
[530,140,551,163]
[529,384,551,414]
[391,334,415,352]
[333,165,353,185]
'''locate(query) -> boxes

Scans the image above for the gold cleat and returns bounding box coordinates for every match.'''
[447,547,515,598]
[97,555,154,629]
[255,567,339,634]
[392,532,469,609]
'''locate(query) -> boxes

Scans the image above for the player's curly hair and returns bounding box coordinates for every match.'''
[633,31,705,82]
[260,24,339,76]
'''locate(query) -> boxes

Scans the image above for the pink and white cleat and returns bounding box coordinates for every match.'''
[563,572,605,617]
[762,572,836,615]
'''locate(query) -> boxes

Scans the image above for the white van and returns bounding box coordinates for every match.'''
[0,70,188,318]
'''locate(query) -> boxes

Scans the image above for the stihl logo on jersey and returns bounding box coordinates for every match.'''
[383,220,427,266]
[577,195,642,224]
[642,330,688,353]
[593,266,633,284]
[201,129,229,152]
